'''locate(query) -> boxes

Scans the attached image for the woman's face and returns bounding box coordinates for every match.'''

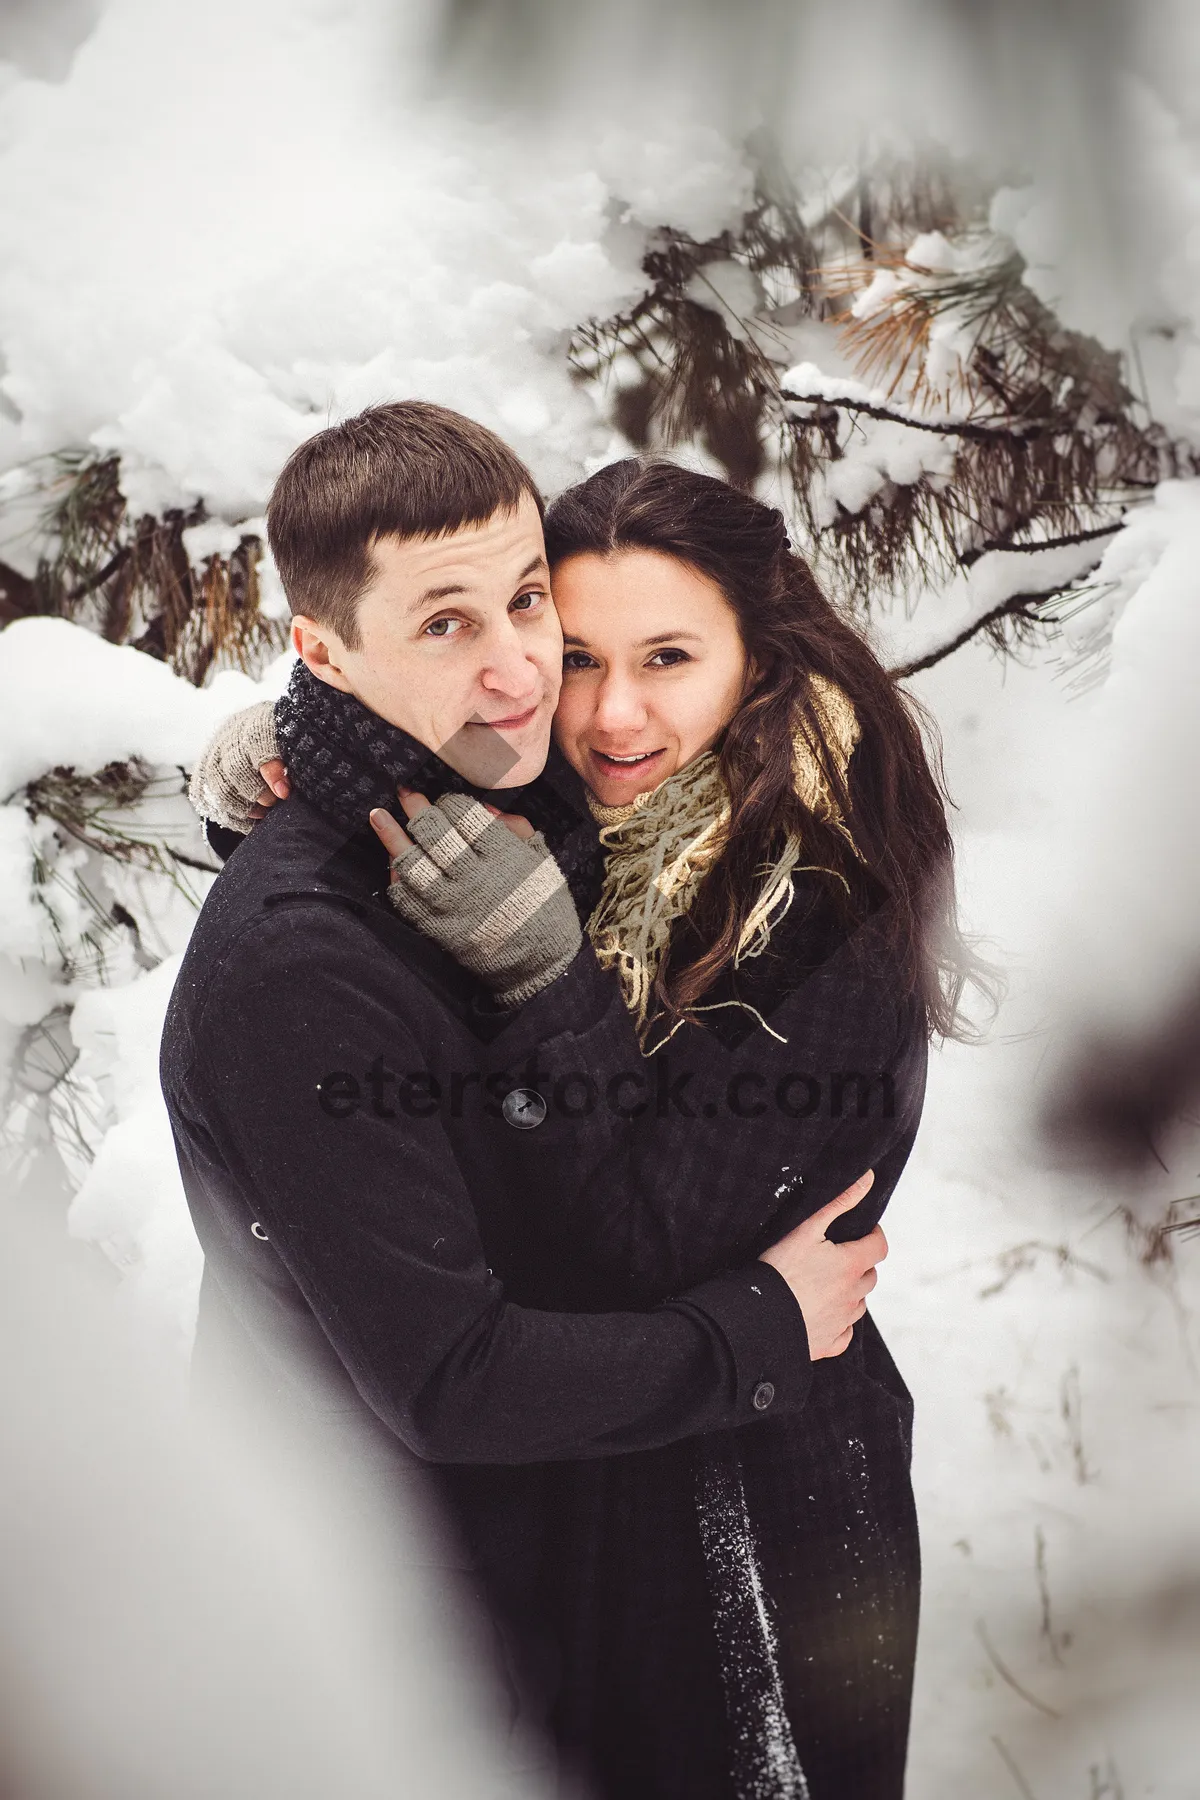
[551,548,750,806]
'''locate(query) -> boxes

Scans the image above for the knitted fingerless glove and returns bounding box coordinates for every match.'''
[188,701,280,832]
[387,793,582,1006]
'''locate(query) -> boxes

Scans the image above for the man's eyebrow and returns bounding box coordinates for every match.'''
[411,581,467,607]
[410,555,548,611]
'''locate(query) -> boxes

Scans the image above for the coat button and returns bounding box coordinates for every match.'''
[502,1087,547,1130]
[250,1222,269,1241]
[752,1381,775,1411]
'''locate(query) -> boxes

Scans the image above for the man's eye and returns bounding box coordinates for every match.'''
[648,648,690,667]
[510,590,544,613]
[563,650,598,672]
[424,617,464,638]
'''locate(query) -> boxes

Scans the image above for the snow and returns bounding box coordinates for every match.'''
[596,124,754,241]
[181,518,259,570]
[885,636,1200,1800]
[872,534,1120,675]
[781,361,981,431]
[0,1197,541,1800]
[782,361,900,411]
[0,803,51,961]
[779,360,966,531]
[903,231,965,277]
[7,613,1196,1798]
[684,260,767,341]
[1036,480,1200,1044]
[68,954,201,1350]
[1,1,1199,1794]
[0,617,291,800]
[0,0,760,529]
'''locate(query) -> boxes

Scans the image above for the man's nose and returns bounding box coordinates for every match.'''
[479,627,541,702]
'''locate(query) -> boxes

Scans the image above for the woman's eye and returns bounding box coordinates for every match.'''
[563,650,598,672]
[648,648,691,667]
[423,616,464,639]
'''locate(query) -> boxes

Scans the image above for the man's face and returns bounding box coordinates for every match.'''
[293,494,561,788]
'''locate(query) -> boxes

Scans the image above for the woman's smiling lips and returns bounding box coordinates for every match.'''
[588,745,666,783]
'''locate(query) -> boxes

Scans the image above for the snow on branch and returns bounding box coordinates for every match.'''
[886,536,1116,678]
[573,170,1198,668]
[781,361,1052,443]
[0,616,282,800]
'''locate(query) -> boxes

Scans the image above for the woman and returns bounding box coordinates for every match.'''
[193,459,969,1800]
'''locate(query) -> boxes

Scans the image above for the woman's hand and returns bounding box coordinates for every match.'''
[249,758,290,819]
[758,1172,884,1359]
[368,788,581,1007]
[188,701,289,833]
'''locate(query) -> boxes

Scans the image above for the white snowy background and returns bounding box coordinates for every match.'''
[1,2,1198,1796]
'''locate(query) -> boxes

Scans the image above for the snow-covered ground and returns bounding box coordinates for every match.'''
[886,638,1200,1800]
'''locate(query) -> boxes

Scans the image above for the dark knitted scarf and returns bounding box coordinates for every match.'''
[274,660,603,919]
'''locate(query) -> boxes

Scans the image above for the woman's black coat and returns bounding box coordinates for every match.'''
[162,757,926,1800]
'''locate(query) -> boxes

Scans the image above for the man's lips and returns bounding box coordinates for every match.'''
[589,746,666,779]
[470,703,540,732]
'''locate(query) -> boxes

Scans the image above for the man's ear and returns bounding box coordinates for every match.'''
[291,616,354,693]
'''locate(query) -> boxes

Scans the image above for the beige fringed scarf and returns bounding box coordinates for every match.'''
[585,675,861,1045]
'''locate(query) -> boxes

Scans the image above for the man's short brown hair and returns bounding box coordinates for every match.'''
[266,401,543,650]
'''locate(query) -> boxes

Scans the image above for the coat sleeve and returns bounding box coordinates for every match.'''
[483,912,924,1303]
[185,904,811,1466]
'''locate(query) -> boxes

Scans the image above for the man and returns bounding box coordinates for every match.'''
[162,401,879,1775]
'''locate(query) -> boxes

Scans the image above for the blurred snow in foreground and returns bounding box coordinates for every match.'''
[0,1194,540,1800]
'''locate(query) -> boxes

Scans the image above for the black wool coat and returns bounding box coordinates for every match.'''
[162,753,926,1800]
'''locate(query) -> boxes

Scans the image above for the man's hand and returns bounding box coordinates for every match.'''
[759,1172,885,1360]
[369,789,582,1007]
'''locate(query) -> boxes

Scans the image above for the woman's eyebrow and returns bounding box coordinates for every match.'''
[561,628,705,648]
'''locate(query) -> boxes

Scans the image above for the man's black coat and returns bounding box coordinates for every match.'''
[161,762,926,1800]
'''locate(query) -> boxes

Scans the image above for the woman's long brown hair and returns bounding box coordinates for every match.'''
[544,457,980,1041]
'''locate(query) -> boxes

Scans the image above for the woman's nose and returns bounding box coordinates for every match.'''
[592,675,647,734]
